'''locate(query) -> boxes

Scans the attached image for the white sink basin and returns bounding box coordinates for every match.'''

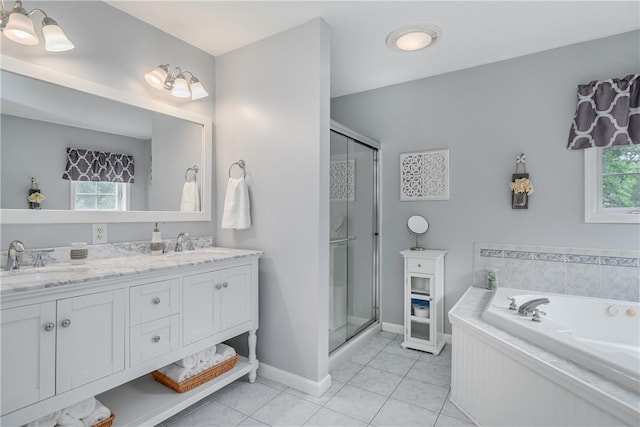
[1,267,89,287]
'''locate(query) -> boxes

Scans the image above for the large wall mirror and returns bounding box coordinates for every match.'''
[0,56,212,224]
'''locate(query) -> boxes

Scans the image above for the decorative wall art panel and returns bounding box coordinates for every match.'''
[400,149,450,201]
[330,159,355,202]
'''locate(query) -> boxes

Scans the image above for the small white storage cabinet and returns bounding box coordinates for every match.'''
[400,249,447,354]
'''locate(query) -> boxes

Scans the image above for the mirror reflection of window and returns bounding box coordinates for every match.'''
[70,182,130,211]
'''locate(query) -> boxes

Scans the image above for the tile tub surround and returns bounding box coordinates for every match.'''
[0,236,214,269]
[474,243,640,301]
[449,287,640,426]
[159,331,472,427]
[0,245,262,296]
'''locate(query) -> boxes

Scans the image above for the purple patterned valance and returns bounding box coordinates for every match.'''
[567,73,639,150]
[62,148,135,183]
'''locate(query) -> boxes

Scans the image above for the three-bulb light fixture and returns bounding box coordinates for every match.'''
[0,0,74,52]
[144,64,209,101]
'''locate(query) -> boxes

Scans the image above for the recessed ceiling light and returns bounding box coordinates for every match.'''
[387,24,441,52]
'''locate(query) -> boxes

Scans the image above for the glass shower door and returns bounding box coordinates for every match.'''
[329,130,378,352]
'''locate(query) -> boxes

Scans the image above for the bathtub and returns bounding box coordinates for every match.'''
[482,287,640,392]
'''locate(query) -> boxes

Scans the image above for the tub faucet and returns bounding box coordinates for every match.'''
[518,298,550,316]
[175,232,194,252]
[6,240,25,271]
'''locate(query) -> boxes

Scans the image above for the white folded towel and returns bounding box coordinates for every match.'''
[180,181,200,212]
[221,178,251,230]
[56,414,84,427]
[157,364,193,383]
[174,354,198,369]
[216,343,236,360]
[63,398,96,420]
[24,410,60,427]
[210,353,225,367]
[199,346,216,364]
[80,401,111,427]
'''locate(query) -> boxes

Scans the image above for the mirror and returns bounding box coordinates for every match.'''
[407,215,429,250]
[0,57,212,223]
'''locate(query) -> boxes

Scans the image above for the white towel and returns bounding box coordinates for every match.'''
[210,353,225,366]
[24,410,60,427]
[157,364,193,383]
[80,401,111,427]
[216,343,236,360]
[55,414,84,427]
[174,354,198,369]
[63,398,96,420]
[221,178,251,230]
[180,181,200,212]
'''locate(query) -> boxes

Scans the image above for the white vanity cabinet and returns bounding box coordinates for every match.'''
[1,251,260,427]
[400,249,447,355]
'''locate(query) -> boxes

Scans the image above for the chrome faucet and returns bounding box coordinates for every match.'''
[6,240,25,271]
[174,232,194,252]
[518,298,550,316]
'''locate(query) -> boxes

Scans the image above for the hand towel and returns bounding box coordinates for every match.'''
[24,410,60,427]
[210,353,225,367]
[56,414,84,427]
[221,178,251,230]
[180,181,200,212]
[63,397,96,420]
[199,346,216,364]
[80,401,111,427]
[216,343,236,360]
[174,354,198,369]
[157,364,193,383]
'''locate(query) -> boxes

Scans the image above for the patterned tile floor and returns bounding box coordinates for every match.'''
[159,332,474,427]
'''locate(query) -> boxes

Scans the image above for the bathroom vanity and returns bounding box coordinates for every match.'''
[0,247,261,427]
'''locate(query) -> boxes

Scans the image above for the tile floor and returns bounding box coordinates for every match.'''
[160,332,474,427]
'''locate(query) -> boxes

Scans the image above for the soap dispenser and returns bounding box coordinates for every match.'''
[150,223,164,255]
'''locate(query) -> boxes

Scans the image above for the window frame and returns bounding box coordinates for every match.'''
[70,181,130,212]
[584,147,640,224]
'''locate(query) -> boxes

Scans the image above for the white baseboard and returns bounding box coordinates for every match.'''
[258,362,331,397]
[381,322,452,345]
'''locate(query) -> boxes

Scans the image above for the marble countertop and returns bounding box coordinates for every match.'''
[0,247,262,296]
[449,286,639,415]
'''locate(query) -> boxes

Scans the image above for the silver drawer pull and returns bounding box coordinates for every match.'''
[417,264,422,268]
[44,322,55,332]
[152,297,161,305]
[222,282,229,288]
[152,335,161,343]
[215,283,222,289]
[61,319,71,328]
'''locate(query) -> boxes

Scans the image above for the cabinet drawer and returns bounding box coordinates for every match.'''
[130,279,180,325]
[130,315,180,366]
[407,258,434,274]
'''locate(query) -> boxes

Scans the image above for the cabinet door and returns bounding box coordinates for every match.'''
[56,290,125,393]
[1,302,56,415]
[182,271,220,345]
[219,266,252,331]
[407,273,433,345]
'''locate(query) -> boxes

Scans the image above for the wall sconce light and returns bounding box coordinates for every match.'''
[0,0,74,52]
[144,64,209,101]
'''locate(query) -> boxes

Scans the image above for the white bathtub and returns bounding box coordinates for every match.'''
[482,287,640,392]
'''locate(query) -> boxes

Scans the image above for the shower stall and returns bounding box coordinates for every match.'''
[329,121,379,353]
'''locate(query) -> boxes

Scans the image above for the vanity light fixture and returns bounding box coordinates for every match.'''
[144,64,209,101]
[0,0,74,52]
[386,24,440,52]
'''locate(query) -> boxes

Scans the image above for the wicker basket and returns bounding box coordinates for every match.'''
[93,413,115,427]
[152,355,239,393]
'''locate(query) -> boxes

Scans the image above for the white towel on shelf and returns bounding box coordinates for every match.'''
[55,414,84,427]
[216,343,236,360]
[221,178,251,230]
[80,400,111,427]
[63,398,96,420]
[210,353,225,367]
[158,364,193,383]
[180,181,200,212]
[174,354,198,369]
[24,410,60,427]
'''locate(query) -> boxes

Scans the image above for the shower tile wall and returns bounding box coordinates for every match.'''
[473,243,640,302]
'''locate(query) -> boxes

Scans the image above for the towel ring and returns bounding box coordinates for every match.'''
[228,160,246,178]
[185,165,198,182]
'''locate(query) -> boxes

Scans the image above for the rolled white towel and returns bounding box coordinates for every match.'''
[174,354,198,369]
[63,397,96,420]
[80,400,111,427]
[216,344,236,360]
[23,410,60,427]
[199,346,216,364]
[210,353,225,367]
[56,413,84,427]
[158,364,192,383]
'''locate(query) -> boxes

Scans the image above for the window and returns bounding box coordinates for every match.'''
[585,145,640,223]
[70,181,129,211]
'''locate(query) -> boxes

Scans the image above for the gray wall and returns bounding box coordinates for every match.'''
[215,19,331,383]
[1,115,150,211]
[0,1,215,248]
[331,31,640,333]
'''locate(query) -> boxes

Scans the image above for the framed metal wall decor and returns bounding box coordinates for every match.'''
[400,149,450,201]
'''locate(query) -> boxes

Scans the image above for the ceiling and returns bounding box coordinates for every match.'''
[107,1,640,98]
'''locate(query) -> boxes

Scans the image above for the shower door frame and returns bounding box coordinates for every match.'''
[329,120,380,347]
